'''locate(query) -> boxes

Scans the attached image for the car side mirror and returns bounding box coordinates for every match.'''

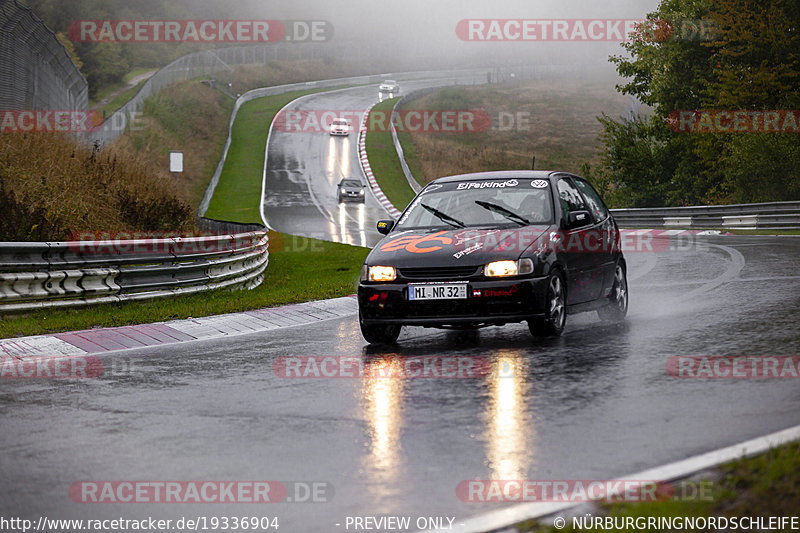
[568,210,591,228]
[376,220,395,235]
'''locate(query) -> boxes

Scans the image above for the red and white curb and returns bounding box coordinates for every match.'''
[0,296,358,359]
[419,423,800,533]
[358,102,403,219]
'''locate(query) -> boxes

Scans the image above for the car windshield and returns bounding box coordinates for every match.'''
[396,178,553,230]
[341,180,361,188]
[332,119,348,126]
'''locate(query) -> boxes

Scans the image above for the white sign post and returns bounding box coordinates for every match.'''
[169,151,184,174]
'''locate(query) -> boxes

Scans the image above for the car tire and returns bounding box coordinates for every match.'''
[360,314,401,344]
[528,270,567,337]
[597,262,628,323]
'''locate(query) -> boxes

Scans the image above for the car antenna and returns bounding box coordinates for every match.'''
[531,156,535,170]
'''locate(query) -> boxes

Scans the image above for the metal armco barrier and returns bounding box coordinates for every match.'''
[610,201,800,230]
[0,231,268,312]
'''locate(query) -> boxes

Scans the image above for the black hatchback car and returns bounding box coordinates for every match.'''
[357,171,628,343]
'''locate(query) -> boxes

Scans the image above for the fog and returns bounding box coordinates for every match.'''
[225,0,664,75]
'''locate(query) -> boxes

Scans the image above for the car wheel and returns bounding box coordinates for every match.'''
[528,271,566,337]
[360,314,401,344]
[597,263,628,322]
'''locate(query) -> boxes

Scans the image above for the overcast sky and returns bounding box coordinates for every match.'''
[228,0,664,71]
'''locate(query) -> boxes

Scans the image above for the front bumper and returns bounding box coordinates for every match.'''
[330,130,349,136]
[339,192,365,202]
[358,276,549,327]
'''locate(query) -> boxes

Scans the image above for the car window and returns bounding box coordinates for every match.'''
[556,178,588,219]
[573,178,609,222]
[397,179,553,229]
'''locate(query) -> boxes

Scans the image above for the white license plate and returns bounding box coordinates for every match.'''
[408,283,468,301]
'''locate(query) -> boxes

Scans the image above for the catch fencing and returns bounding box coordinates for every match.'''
[0,0,87,113]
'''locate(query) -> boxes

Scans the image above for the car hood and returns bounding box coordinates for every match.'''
[366,226,551,268]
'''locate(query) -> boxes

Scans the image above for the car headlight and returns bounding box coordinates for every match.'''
[367,265,396,282]
[485,258,534,277]
[358,190,365,195]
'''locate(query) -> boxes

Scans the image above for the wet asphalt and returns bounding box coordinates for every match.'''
[2,80,799,532]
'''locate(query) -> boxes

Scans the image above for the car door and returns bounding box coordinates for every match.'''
[572,176,617,296]
[555,176,604,304]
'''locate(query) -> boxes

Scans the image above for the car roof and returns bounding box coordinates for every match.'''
[429,170,563,184]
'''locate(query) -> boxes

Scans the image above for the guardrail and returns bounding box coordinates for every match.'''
[610,201,800,230]
[390,88,445,194]
[0,230,268,312]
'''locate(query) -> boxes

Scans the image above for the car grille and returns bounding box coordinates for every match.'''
[399,265,481,279]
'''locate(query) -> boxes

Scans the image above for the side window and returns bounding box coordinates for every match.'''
[556,178,588,219]
[574,178,610,222]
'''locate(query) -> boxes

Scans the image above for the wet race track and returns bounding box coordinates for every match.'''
[2,80,800,532]
[262,76,482,247]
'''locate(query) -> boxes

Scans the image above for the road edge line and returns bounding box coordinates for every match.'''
[423,423,800,533]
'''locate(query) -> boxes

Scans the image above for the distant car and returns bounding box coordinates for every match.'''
[357,170,628,344]
[338,179,366,203]
[379,80,400,93]
[329,118,351,136]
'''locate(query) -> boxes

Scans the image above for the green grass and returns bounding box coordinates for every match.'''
[0,232,368,339]
[203,86,351,223]
[397,129,424,185]
[518,441,800,533]
[392,80,629,184]
[89,67,156,107]
[364,98,417,210]
[102,79,148,116]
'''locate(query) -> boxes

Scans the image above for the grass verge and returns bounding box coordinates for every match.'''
[395,80,629,185]
[203,86,352,223]
[102,79,148,117]
[0,232,368,339]
[514,440,800,532]
[364,97,416,211]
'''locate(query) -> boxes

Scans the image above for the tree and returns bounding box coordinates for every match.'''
[597,0,800,206]
[704,0,800,109]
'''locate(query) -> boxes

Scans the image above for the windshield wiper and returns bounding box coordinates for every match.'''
[420,203,466,228]
[474,200,531,226]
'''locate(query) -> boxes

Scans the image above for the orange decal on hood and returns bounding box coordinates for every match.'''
[380,231,453,254]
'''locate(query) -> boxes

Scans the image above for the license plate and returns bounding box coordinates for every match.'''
[408,283,468,301]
